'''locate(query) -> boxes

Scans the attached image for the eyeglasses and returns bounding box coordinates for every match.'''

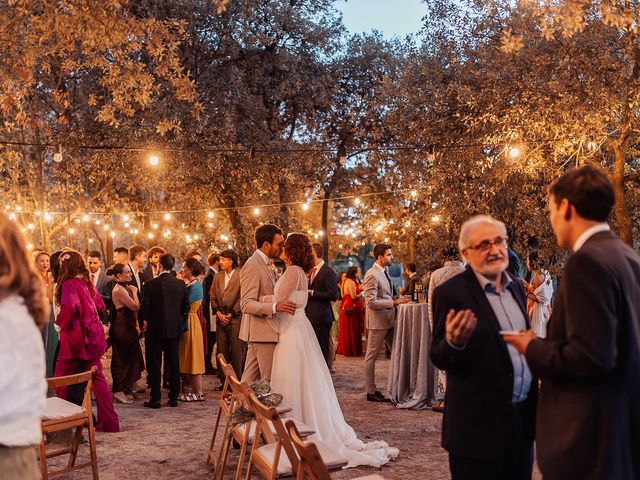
[466,236,508,253]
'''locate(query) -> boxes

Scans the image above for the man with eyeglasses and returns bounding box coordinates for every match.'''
[430,215,536,480]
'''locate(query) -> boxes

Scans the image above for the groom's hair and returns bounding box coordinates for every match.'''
[549,166,614,222]
[255,224,282,248]
[373,243,392,260]
[311,243,324,260]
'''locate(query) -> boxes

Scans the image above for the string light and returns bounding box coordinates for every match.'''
[110,231,116,238]
[207,222,214,228]
[302,203,309,211]
[124,222,130,228]
[68,227,75,234]
[431,215,441,223]
[15,205,22,212]
[354,197,361,206]
[147,232,154,239]
[410,190,417,198]
[149,155,160,166]
[152,223,158,229]
[82,214,89,222]
[508,146,522,159]
[26,243,33,250]
[123,214,130,222]
[27,223,34,230]
[95,219,101,225]
[8,212,16,220]
[253,208,260,216]
[103,224,110,230]
[164,213,171,221]
[207,211,214,218]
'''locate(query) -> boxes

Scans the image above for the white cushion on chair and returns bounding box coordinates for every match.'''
[256,439,348,476]
[237,418,315,442]
[275,402,292,414]
[353,475,386,480]
[42,397,85,420]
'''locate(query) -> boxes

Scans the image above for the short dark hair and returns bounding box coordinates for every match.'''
[311,243,324,260]
[114,247,128,255]
[106,263,127,277]
[372,243,392,260]
[129,245,146,261]
[87,250,101,259]
[219,249,238,269]
[183,257,204,276]
[159,253,175,271]
[549,166,614,222]
[255,224,283,249]
[207,252,220,266]
[406,262,416,273]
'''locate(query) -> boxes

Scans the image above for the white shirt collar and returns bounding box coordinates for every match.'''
[573,223,610,251]
[315,259,325,271]
[225,269,236,279]
[255,249,271,265]
[158,270,171,276]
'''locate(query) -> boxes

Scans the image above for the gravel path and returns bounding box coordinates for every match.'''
[45,354,541,479]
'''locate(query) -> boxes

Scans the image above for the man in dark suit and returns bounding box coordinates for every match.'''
[140,253,189,408]
[128,245,151,292]
[306,243,339,366]
[402,262,419,297]
[143,246,166,279]
[504,166,640,480]
[87,250,113,323]
[202,252,220,375]
[431,215,536,480]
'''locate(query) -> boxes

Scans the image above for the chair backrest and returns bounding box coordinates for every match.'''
[285,420,331,480]
[46,367,97,414]
[245,388,301,475]
[217,353,237,406]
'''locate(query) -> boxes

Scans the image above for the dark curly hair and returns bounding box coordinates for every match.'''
[283,233,315,274]
[56,249,94,304]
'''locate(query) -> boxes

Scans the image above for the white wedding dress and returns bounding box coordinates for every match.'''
[270,265,399,469]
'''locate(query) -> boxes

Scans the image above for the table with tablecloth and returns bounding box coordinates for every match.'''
[387,302,434,409]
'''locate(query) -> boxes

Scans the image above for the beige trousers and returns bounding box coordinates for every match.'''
[0,445,40,480]
[241,342,277,383]
[363,327,394,394]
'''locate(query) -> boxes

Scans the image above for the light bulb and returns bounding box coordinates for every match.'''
[149,155,159,166]
[123,214,129,222]
[164,213,171,221]
[207,211,214,218]
[253,208,260,216]
[302,203,309,211]
[509,146,522,158]
[354,197,361,206]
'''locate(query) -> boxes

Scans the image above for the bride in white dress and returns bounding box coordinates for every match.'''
[269,233,399,469]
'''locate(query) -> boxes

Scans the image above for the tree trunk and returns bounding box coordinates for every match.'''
[613,145,633,245]
[321,190,330,262]
[408,236,416,263]
[278,178,289,231]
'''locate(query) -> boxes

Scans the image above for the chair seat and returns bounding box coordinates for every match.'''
[353,475,386,480]
[237,418,314,443]
[256,439,348,477]
[42,397,85,420]
[275,402,292,415]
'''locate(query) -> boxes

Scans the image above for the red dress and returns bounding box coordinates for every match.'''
[337,281,364,357]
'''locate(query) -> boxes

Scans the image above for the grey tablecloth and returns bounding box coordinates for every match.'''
[387,303,433,409]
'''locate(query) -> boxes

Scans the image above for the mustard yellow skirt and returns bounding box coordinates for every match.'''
[179,301,205,374]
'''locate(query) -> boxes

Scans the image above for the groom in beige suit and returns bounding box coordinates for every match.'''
[240,224,297,383]
[363,243,410,402]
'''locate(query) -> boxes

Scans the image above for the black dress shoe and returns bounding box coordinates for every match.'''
[366,391,391,403]
[168,399,178,407]
[144,401,161,409]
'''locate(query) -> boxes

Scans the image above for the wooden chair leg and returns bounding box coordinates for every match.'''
[88,421,99,480]
[38,439,49,480]
[207,406,223,465]
[234,430,250,480]
[68,425,83,467]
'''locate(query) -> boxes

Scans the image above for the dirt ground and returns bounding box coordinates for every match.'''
[46,354,541,480]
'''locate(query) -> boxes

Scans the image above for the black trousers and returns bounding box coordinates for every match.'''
[145,336,180,403]
[449,407,533,480]
[204,314,217,373]
[311,322,332,366]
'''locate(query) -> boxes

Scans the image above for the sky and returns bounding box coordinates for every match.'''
[333,0,427,39]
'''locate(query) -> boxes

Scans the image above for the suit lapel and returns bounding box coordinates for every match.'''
[506,275,530,329]
[253,251,275,285]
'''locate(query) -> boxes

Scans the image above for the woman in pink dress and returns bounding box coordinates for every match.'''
[54,250,119,432]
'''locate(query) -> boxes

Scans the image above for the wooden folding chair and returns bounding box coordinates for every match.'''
[244,390,348,479]
[285,420,386,480]
[206,353,237,466]
[38,367,99,480]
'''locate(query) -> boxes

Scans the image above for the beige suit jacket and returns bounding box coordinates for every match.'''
[210,268,242,317]
[239,250,279,343]
[364,263,396,330]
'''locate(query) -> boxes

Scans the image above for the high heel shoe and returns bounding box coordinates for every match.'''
[114,392,133,404]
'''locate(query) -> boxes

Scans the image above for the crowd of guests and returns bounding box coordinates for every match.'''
[1,166,638,480]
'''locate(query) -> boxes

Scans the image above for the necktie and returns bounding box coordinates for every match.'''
[310,266,318,286]
[384,269,394,294]
[268,260,278,282]
[90,273,95,285]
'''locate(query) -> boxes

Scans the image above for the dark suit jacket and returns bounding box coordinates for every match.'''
[140,272,189,340]
[94,270,113,323]
[127,264,151,293]
[430,267,537,460]
[306,263,339,324]
[525,231,640,480]
[202,268,216,325]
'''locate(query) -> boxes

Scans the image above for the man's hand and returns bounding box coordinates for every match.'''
[502,330,537,354]
[445,309,477,348]
[393,295,411,305]
[276,300,297,315]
